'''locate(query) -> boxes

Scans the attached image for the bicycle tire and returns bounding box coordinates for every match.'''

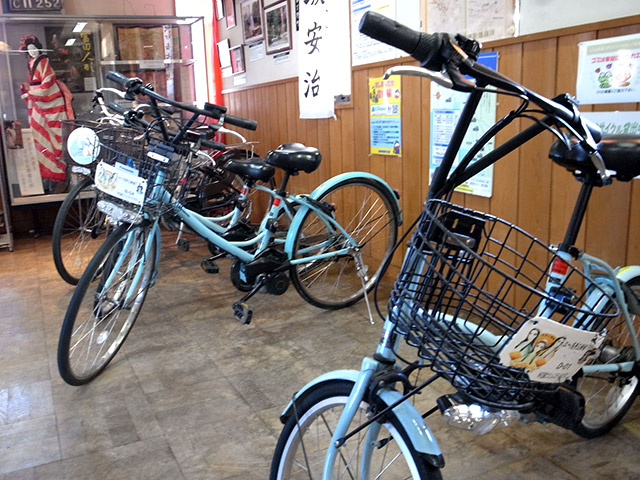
[270,380,442,480]
[52,177,109,285]
[58,222,157,385]
[290,177,399,309]
[572,276,640,438]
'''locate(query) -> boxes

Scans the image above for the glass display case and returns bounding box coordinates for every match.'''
[0,14,206,250]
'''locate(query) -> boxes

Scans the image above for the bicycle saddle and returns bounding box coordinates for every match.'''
[549,135,640,182]
[225,158,275,182]
[266,143,322,174]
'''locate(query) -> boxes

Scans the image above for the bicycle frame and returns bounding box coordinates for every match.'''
[177,172,389,265]
[98,166,399,286]
[292,64,640,477]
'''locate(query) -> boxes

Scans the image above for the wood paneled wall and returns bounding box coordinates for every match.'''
[223,16,640,273]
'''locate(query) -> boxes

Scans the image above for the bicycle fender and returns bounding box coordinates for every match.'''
[616,266,640,284]
[377,388,444,467]
[284,172,402,257]
[279,370,444,468]
[616,266,640,315]
[280,370,361,421]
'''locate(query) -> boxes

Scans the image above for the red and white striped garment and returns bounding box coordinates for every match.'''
[23,55,74,182]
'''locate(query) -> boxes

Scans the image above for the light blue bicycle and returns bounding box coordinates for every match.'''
[57,71,401,386]
[269,12,640,479]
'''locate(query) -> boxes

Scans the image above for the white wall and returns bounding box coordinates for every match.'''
[519,0,640,35]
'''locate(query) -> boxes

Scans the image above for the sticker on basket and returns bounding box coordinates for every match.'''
[148,151,170,163]
[499,317,605,384]
[115,162,139,176]
[66,127,100,165]
[94,161,147,206]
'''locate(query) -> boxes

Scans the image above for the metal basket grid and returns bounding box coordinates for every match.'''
[388,200,619,409]
[67,121,188,217]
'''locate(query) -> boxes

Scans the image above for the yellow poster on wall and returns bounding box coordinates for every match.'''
[369,75,401,156]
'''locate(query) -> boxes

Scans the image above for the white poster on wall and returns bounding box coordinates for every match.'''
[583,111,640,136]
[429,52,498,197]
[299,0,351,119]
[427,0,517,42]
[576,33,640,105]
[8,130,45,197]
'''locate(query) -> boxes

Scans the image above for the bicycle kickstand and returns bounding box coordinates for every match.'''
[201,252,225,274]
[351,249,375,325]
[232,274,267,325]
[175,221,190,251]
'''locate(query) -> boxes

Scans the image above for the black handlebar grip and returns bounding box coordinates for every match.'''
[205,102,227,115]
[106,102,127,115]
[224,114,258,131]
[358,11,446,71]
[201,139,228,151]
[106,71,129,86]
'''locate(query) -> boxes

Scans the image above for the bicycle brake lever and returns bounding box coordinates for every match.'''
[383,65,453,89]
[589,151,611,184]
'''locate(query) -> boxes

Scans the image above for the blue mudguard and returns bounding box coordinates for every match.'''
[280,370,444,467]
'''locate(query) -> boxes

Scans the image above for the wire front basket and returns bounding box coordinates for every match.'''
[389,200,619,409]
[62,120,189,218]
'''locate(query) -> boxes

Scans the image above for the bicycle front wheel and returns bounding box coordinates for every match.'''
[58,222,157,385]
[52,177,110,285]
[270,381,442,479]
[290,178,399,309]
[572,277,640,438]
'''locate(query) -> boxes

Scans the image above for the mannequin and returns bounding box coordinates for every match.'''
[19,35,74,188]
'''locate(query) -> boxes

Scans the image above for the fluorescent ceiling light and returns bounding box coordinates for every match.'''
[72,22,87,33]
[65,38,76,46]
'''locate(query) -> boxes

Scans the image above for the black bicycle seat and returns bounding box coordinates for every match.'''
[266,143,322,174]
[549,135,640,182]
[598,135,640,181]
[225,158,275,182]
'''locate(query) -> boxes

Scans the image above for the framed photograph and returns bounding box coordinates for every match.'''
[240,0,264,44]
[230,45,246,74]
[224,0,236,29]
[215,0,224,20]
[263,0,292,55]
[217,39,232,69]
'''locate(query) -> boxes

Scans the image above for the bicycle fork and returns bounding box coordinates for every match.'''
[319,318,444,479]
[98,222,159,308]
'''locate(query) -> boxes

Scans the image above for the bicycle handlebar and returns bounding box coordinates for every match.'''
[359,11,447,71]
[223,114,258,131]
[106,71,258,132]
[104,102,228,151]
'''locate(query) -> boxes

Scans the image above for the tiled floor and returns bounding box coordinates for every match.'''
[1,233,639,479]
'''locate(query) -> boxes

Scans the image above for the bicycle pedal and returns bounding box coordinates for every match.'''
[200,258,220,274]
[177,239,190,251]
[232,302,252,325]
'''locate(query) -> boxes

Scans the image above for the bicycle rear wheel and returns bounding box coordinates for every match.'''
[572,276,640,438]
[52,177,110,285]
[270,381,441,479]
[57,222,157,385]
[290,178,399,309]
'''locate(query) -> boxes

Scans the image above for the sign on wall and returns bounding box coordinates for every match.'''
[298,0,351,119]
[6,0,63,13]
[369,75,401,156]
[576,33,640,105]
[584,111,640,136]
[429,52,498,198]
